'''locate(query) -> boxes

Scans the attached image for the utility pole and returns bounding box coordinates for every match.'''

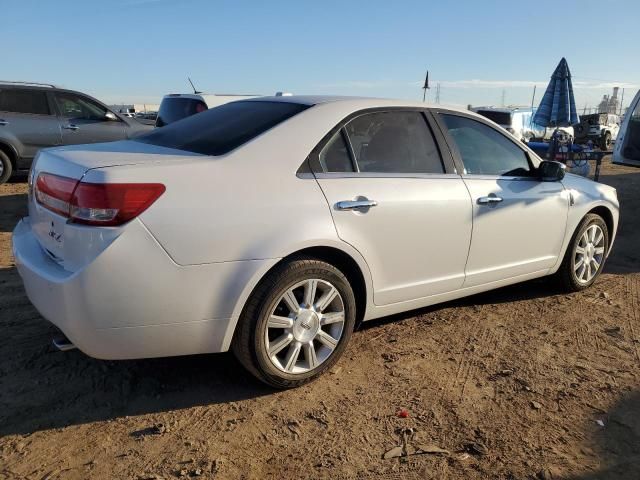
[501,89,506,107]
[619,88,625,115]
[530,85,537,112]
[435,83,441,104]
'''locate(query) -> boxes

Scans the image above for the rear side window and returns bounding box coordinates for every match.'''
[319,131,354,172]
[0,89,50,115]
[344,111,444,174]
[156,97,208,127]
[136,101,309,156]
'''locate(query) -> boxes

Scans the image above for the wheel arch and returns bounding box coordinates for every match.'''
[221,242,373,351]
[587,205,615,252]
[550,201,618,275]
[0,140,19,170]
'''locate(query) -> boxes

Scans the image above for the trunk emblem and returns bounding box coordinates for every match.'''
[48,221,62,243]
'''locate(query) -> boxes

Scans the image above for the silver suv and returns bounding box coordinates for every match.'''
[0,81,152,184]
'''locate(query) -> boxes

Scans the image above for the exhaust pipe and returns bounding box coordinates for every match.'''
[52,333,77,352]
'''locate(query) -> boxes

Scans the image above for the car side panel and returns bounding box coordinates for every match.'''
[461,177,569,287]
[316,176,471,305]
[86,159,342,267]
[549,174,620,273]
[0,111,62,168]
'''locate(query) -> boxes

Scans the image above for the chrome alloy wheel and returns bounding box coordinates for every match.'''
[264,279,345,374]
[574,224,606,284]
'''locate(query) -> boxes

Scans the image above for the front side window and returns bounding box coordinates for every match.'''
[55,93,108,121]
[441,114,532,176]
[0,89,50,115]
[343,111,444,174]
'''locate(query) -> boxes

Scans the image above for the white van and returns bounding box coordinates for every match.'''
[471,107,537,141]
[613,90,640,167]
[156,93,261,127]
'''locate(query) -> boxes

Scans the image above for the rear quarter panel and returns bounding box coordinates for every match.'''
[83,102,368,266]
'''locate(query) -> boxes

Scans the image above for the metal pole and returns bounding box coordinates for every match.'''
[422,70,429,102]
[530,85,536,110]
[619,88,625,116]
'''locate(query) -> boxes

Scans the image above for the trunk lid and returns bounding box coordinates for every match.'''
[27,141,199,271]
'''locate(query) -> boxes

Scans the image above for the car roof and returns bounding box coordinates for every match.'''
[472,106,532,113]
[164,94,486,119]
[247,95,500,122]
[245,94,471,112]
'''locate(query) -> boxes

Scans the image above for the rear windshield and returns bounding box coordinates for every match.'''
[136,101,309,156]
[156,97,207,127]
[476,110,512,126]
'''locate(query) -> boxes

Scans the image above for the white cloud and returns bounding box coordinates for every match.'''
[321,78,640,91]
[422,79,640,90]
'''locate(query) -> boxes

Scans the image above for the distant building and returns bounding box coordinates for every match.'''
[597,87,620,114]
[109,103,160,114]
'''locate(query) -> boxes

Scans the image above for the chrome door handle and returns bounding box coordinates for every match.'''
[336,199,378,211]
[63,124,79,131]
[477,195,503,205]
[0,119,8,126]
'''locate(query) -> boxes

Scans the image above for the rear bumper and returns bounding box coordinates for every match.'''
[12,218,274,360]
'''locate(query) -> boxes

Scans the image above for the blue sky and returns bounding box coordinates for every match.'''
[4,0,639,109]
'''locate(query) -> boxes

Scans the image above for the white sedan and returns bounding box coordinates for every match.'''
[12,96,619,388]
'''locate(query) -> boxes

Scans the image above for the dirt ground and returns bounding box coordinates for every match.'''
[1,161,639,480]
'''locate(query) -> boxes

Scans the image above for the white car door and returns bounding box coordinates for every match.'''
[435,112,569,288]
[310,110,472,306]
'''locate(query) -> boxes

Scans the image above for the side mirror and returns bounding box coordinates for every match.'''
[105,111,118,121]
[538,160,566,182]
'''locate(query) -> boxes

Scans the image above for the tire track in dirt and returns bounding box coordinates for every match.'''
[441,314,499,405]
[626,275,640,366]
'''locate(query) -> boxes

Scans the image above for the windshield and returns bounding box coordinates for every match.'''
[476,110,512,126]
[136,101,309,156]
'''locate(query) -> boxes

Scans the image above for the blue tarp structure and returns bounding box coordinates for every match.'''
[533,57,579,127]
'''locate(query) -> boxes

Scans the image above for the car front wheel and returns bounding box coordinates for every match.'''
[555,214,609,292]
[232,257,356,388]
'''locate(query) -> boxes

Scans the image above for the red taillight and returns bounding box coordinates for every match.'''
[35,173,78,217]
[70,182,166,226]
[35,173,165,226]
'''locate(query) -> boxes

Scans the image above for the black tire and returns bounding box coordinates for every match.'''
[232,256,357,389]
[0,150,12,185]
[554,214,609,292]
[601,131,612,150]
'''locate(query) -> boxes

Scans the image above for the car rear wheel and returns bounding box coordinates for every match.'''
[555,214,609,292]
[0,150,12,185]
[232,257,356,388]
[601,131,612,150]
